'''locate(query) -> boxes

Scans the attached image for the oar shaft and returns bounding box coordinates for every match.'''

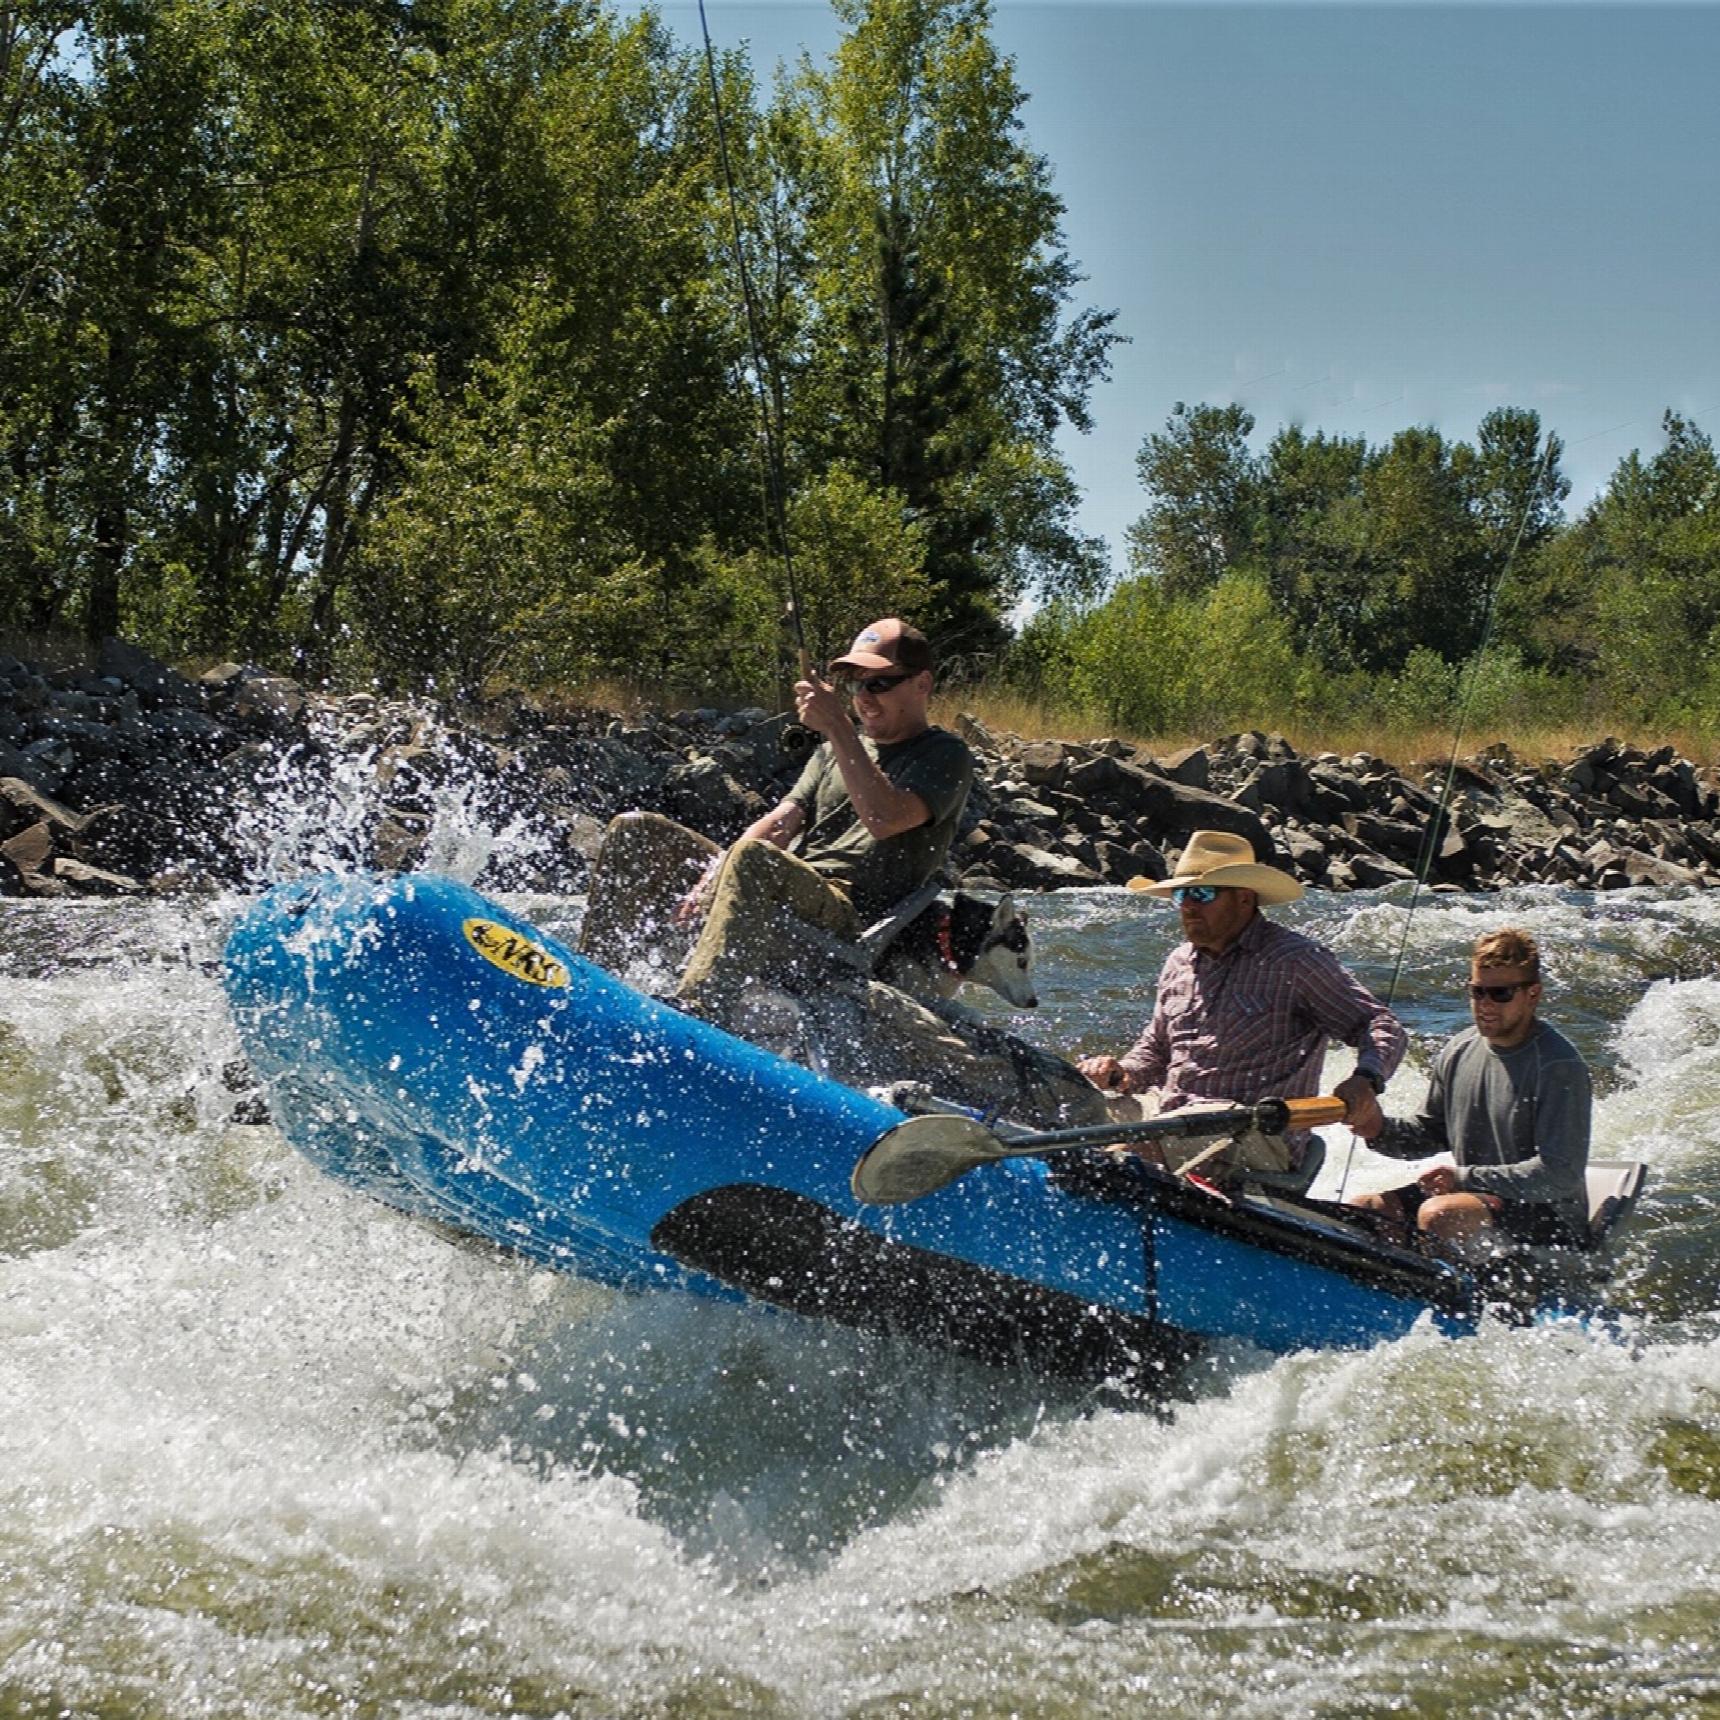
[993,1093,1349,1157]
[1005,1106,1257,1154]
[849,1093,1354,1205]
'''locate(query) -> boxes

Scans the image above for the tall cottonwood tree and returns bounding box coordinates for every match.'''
[354,7,760,692]
[1,0,235,641]
[1126,402,1261,601]
[1256,425,1373,666]
[1455,407,1570,666]
[769,0,1116,659]
[0,2,86,631]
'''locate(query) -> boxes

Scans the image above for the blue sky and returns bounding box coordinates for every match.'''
[660,2,1720,569]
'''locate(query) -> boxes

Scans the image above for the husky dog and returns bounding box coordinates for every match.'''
[873,891,1037,1015]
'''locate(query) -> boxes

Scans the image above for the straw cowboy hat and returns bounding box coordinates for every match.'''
[1137,829,1304,905]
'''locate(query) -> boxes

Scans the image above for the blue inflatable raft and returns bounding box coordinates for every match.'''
[224,873,1639,1386]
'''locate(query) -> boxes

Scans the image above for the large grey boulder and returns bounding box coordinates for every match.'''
[660,756,764,838]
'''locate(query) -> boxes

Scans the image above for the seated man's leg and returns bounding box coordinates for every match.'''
[578,812,720,979]
[1414,1191,1497,1243]
[1150,1119,1292,1189]
[677,838,860,1014]
[1095,1092,1289,1186]
[842,980,1111,1131]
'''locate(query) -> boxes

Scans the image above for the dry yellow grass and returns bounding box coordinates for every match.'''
[935,687,1719,771]
[547,675,1716,769]
[13,633,1709,769]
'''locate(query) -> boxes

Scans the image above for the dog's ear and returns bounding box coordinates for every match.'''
[990,893,1017,926]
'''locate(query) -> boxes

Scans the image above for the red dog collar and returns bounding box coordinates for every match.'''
[935,908,960,973]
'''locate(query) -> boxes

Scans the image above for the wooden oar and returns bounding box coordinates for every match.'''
[851,1095,1349,1205]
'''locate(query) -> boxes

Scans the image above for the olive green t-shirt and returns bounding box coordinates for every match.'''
[786,725,974,923]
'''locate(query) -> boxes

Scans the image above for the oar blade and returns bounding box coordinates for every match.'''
[851,1113,1007,1205]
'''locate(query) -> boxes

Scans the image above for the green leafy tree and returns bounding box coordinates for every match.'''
[683,463,931,700]
[1255,424,1372,666]
[0,2,87,632]
[1034,570,1310,737]
[1354,425,1489,670]
[1575,412,1720,719]
[1126,402,1261,601]
[770,0,1117,656]
[1,0,239,642]
[352,7,761,691]
[1455,407,1570,665]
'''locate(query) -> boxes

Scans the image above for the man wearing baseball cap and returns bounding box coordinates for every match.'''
[1077,829,1406,1187]
[578,618,973,1022]
[674,617,973,1015]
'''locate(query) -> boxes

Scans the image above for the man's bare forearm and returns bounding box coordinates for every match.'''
[822,722,929,837]
[736,799,807,849]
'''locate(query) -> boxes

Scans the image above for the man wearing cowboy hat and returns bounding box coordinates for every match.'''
[1077,830,1405,1184]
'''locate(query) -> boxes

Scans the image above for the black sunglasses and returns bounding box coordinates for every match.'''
[1465,981,1534,1003]
[841,672,912,695]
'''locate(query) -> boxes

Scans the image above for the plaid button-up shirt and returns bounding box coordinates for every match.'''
[1120,913,1406,1152]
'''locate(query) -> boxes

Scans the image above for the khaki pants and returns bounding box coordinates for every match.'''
[576,811,720,983]
[1103,1092,1291,1187]
[677,836,860,1011]
[852,982,1113,1128]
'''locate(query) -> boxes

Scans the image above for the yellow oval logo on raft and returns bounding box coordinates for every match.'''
[462,919,570,988]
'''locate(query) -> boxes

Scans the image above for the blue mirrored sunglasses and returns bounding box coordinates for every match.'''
[1170,885,1225,906]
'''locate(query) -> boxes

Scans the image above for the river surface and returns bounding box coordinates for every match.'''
[5,860,1720,1716]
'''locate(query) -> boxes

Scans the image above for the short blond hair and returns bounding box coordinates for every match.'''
[1472,927,1540,977]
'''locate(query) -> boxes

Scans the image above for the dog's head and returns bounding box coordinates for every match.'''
[951,891,1037,1008]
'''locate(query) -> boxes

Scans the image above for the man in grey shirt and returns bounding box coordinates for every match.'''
[1350,927,1592,1248]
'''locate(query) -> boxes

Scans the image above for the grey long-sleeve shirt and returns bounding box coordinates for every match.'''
[1373,1019,1591,1232]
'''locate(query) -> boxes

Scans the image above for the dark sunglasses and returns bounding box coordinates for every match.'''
[841,672,912,696]
[1466,981,1534,1003]
[1170,885,1228,906]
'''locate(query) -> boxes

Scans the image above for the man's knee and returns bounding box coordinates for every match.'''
[599,810,708,866]
[723,838,857,937]
[1417,1192,1493,1238]
[721,834,788,890]
[580,812,716,968]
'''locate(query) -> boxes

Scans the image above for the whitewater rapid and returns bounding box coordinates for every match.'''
[4,877,1719,1716]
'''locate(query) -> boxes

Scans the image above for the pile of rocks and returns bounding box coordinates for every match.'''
[955,726,1720,895]
[2,640,1716,898]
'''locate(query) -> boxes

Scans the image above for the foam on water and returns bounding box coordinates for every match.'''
[5,872,1720,1714]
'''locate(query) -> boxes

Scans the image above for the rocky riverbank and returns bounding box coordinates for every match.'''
[2,641,1716,900]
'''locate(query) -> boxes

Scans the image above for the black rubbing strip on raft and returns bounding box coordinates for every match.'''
[649,1182,1198,1391]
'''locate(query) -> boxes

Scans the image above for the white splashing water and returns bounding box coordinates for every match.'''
[5,850,1720,1713]
[224,703,561,890]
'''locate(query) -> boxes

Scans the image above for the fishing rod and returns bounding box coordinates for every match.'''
[1334,429,1562,1200]
[695,0,813,682]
